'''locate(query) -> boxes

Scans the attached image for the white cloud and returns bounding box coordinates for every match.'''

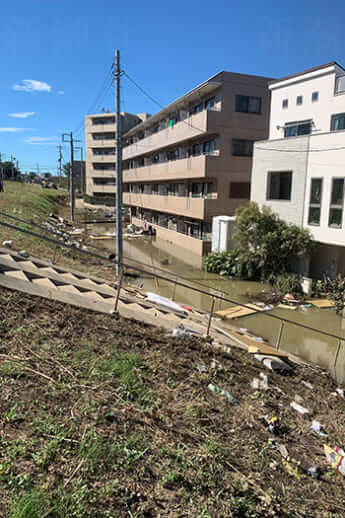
[13,80,52,93]
[25,136,58,145]
[0,127,27,132]
[57,90,64,95]
[8,112,35,119]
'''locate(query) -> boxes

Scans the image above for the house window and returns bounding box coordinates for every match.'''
[235,95,261,114]
[329,178,344,228]
[335,76,345,94]
[232,139,254,157]
[168,115,179,128]
[308,179,323,225]
[168,183,177,196]
[203,140,216,154]
[229,182,251,199]
[284,121,312,137]
[191,183,203,198]
[296,95,303,105]
[204,97,216,110]
[282,99,288,109]
[267,171,292,200]
[312,91,319,102]
[152,154,160,164]
[331,113,345,131]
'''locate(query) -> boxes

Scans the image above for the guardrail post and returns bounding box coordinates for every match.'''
[171,277,177,301]
[52,244,58,265]
[333,338,342,383]
[206,296,216,337]
[276,321,285,351]
[113,268,124,313]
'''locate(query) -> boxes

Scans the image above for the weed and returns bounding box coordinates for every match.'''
[9,488,52,518]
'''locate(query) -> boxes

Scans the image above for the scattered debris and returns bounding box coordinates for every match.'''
[324,444,345,476]
[254,354,293,373]
[307,466,320,479]
[18,250,29,258]
[277,304,297,311]
[290,402,309,415]
[210,358,223,371]
[311,420,327,437]
[301,380,313,390]
[146,292,186,314]
[197,364,207,373]
[2,240,12,248]
[208,383,236,403]
[278,444,289,459]
[251,372,268,390]
[265,415,280,434]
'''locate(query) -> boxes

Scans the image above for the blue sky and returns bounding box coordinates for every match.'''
[1,0,345,174]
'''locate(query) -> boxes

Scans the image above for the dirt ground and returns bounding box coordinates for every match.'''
[0,288,345,517]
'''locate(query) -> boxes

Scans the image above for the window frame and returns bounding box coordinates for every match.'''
[282,99,288,109]
[266,171,293,201]
[296,95,303,106]
[308,178,323,226]
[284,120,312,137]
[328,177,345,228]
[235,95,262,114]
[312,91,319,103]
[330,113,345,132]
[232,138,254,157]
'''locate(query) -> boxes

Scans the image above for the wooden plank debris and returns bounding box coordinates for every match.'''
[215,304,264,320]
[305,298,335,308]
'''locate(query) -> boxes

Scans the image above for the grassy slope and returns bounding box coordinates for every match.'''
[0,289,345,517]
[0,182,105,274]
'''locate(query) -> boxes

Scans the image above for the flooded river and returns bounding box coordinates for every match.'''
[67,206,345,383]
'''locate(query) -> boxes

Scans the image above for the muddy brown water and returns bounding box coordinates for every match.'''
[62,206,345,383]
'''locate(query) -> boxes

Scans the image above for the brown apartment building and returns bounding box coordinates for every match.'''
[85,111,147,204]
[122,71,272,255]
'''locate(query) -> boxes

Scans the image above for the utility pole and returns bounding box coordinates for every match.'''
[57,145,63,187]
[62,132,80,222]
[115,49,123,275]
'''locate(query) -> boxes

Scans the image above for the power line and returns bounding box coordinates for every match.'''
[255,145,345,153]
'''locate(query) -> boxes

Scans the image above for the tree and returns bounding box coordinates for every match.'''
[234,202,313,280]
[62,162,71,180]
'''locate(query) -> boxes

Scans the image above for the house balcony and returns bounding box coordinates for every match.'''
[123,192,218,219]
[123,109,221,160]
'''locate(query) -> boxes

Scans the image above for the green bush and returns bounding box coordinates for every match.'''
[271,273,302,296]
[204,249,243,277]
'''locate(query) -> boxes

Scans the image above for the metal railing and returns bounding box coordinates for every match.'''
[0,214,344,382]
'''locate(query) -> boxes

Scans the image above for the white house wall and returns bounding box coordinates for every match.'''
[269,65,345,139]
[250,136,309,225]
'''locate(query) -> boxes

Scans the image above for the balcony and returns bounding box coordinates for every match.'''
[91,184,116,194]
[123,154,221,183]
[123,110,221,160]
[123,192,217,219]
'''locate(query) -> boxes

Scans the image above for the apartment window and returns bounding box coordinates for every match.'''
[282,99,288,109]
[232,139,254,157]
[308,179,323,225]
[152,184,159,195]
[92,132,115,140]
[168,184,177,196]
[284,120,312,137]
[204,97,216,110]
[235,95,261,114]
[203,140,216,154]
[331,113,345,131]
[329,179,344,228]
[312,91,319,102]
[152,124,160,133]
[152,154,160,164]
[92,117,115,125]
[167,149,179,161]
[192,143,202,156]
[168,115,179,128]
[92,148,115,156]
[191,183,203,198]
[93,177,115,186]
[296,95,303,105]
[193,102,203,114]
[267,171,292,201]
[93,163,115,170]
[229,182,251,199]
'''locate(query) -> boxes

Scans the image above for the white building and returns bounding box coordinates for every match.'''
[251,62,345,278]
